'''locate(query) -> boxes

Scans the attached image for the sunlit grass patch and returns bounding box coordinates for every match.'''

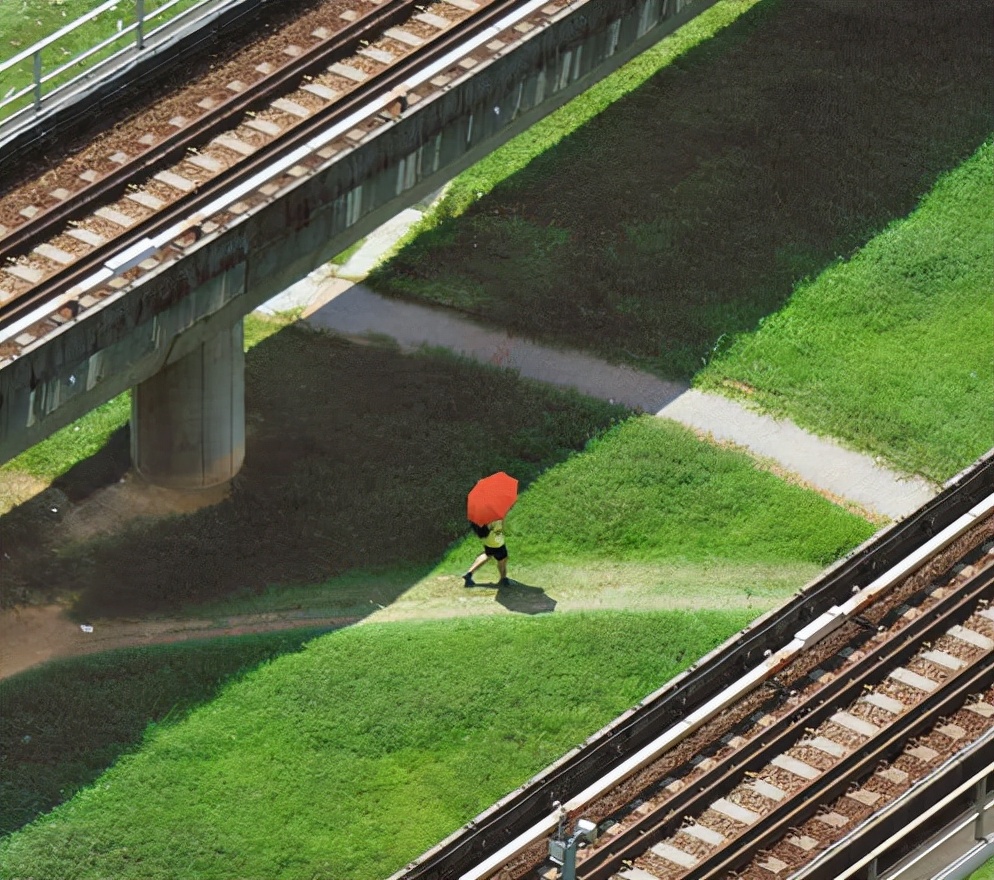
[0,611,754,880]
[699,140,994,481]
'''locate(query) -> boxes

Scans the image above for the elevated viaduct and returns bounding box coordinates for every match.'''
[0,0,714,488]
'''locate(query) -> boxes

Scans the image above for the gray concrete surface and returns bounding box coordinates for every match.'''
[259,214,941,523]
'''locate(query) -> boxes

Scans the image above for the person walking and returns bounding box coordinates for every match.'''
[463,518,510,587]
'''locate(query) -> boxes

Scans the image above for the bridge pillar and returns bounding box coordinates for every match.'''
[130,320,245,489]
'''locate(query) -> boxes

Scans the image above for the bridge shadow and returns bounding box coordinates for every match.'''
[0,324,621,832]
[0,626,332,837]
[370,0,994,379]
[1,327,623,621]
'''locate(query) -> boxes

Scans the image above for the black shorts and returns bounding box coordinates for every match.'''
[484,544,508,561]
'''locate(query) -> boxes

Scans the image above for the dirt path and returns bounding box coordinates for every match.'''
[0,602,365,681]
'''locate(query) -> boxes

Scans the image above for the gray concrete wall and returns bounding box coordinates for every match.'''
[0,0,716,465]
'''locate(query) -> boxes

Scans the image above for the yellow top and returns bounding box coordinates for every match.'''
[483,519,505,548]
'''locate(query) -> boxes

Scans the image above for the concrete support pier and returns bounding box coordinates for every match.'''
[131,321,245,489]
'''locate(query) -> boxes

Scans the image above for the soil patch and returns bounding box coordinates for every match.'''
[0,602,359,681]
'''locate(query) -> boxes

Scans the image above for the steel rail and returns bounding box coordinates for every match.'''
[688,637,994,879]
[798,729,994,880]
[578,563,994,880]
[0,0,535,336]
[0,0,414,263]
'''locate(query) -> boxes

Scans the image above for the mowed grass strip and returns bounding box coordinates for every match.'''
[699,141,994,482]
[0,611,754,880]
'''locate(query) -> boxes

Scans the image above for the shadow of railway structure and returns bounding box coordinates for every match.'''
[0,325,618,833]
[370,0,994,379]
[1,0,991,859]
[0,327,624,620]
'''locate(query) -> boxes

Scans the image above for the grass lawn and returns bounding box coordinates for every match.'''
[368,0,993,478]
[699,141,994,482]
[0,1,931,874]
[970,861,994,880]
[0,627,330,837]
[1,334,873,619]
[0,0,208,119]
[195,412,871,623]
[0,610,756,879]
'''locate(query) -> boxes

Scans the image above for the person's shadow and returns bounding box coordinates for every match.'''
[494,580,556,615]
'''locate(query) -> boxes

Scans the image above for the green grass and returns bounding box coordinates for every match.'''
[441,415,874,571]
[368,0,993,476]
[0,393,131,482]
[0,628,331,837]
[426,0,766,218]
[698,141,994,482]
[970,860,994,880]
[0,610,754,879]
[185,413,869,623]
[0,0,207,118]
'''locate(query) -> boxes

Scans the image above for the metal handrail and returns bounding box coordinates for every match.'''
[0,0,217,118]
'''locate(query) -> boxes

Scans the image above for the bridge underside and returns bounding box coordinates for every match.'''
[0,0,711,487]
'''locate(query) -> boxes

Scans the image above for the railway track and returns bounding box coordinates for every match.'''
[579,544,994,880]
[390,463,994,880]
[0,0,558,350]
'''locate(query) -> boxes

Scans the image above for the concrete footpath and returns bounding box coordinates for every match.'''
[260,214,939,522]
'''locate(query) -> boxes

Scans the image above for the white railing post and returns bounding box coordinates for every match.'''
[33,50,42,109]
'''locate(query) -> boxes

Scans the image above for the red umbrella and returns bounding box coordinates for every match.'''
[467,472,518,526]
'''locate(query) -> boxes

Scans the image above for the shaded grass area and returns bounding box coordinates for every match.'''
[0,324,627,614]
[0,627,330,837]
[369,0,993,381]
[699,141,994,482]
[0,325,874,616]
[0,610,754,879]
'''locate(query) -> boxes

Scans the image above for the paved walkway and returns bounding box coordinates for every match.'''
[260,214,939,522]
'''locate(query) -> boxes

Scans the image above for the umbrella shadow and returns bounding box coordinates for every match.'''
[495,579,556,615]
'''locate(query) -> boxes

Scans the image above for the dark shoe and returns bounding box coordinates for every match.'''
[463,574,475,587]
[498,578,511,588]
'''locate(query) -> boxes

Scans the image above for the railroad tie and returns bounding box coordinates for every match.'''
[617,867,660,880]
[831,711,880,738]
[650,842,698,869]
[889,667,939,693]
[679,823,725,846]
[861,692,905,715]
[949,624,994,650]
[711,797,760,825]
[771,754,820,781]
[920,649,966,671]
